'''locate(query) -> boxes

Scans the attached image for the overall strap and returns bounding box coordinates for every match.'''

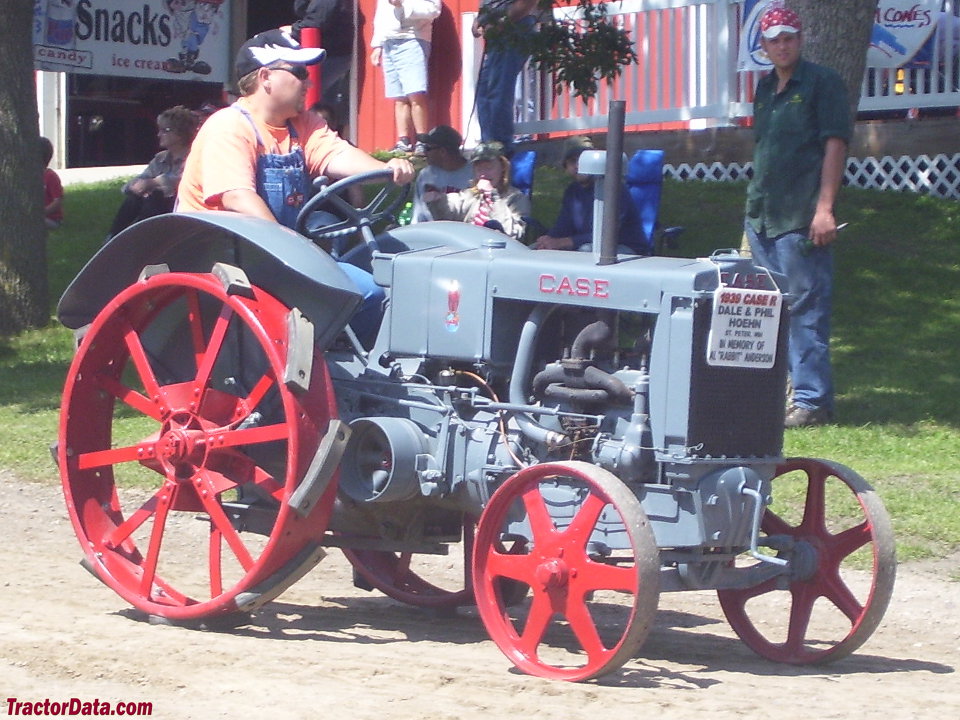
[232,102,300,152]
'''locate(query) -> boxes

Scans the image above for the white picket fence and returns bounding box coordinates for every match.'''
[666,153,960,199]
[461,0,960,198]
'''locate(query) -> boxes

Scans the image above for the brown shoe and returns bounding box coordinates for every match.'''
[784,404,832,428]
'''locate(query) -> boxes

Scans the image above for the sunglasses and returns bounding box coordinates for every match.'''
[271,64,309,82]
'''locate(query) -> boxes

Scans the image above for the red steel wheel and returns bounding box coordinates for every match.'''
[342,520,476,609]
[343,519,530,609]
[58,269,339,622]
[473,461,660,681]
[718,457,896,664]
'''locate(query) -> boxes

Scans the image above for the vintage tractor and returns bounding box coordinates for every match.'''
[55,145,895,682]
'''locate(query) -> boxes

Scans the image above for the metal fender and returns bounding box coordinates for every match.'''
[57,212,361,350]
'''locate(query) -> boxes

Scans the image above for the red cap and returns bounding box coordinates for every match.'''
[760,6,802,39]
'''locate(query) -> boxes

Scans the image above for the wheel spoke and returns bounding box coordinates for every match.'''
[209,525,224,598]
[363,185,390,214]
[327,192,359,217]
[820,570,866,624]
[193,304,234,390]
[486,547,537,584]
[392,553,414,582]
[199,466,240,496]
[207,447,285,501]
[243,373,277,416]
[800,470,827,535]
[194,471,254,571]
[246,461,284,501]
[563,492,606,545]
[208,422,290,451]
[578,560,638,594]
[565,593,607,659]
[123,323,162,401]
[517,591,554,657]
[520,485,556,539]
[95,373,164,421]
[730,576,777,604]
[762,509,795,537]
[77,438,158,470]
[185,289,206,369]
[138,483,176,597]
[784,582,818,654]
[828,520,872,561]
[104,492,160,549]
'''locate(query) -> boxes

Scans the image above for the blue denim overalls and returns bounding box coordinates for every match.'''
[235,105,384,348]
[235,104,308,230]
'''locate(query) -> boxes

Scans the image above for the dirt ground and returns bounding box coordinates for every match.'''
[2,472,957,720]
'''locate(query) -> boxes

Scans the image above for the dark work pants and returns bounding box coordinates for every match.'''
[109,190,175,237]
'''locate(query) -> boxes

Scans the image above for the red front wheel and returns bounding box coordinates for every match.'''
[718,458,896,664]
[473,462,660,681]
[58,268,339,622]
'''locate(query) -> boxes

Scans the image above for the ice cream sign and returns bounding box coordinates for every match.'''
[33,0,231,83]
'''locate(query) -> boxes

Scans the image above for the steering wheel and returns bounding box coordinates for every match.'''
[295,169,410,258]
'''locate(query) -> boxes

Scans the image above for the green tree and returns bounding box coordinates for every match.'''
[478,0,638,99]
[0,0,49,334]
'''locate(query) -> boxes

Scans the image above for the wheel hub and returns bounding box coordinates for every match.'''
[535,557,570,589]
[789,538,820,583]
[159,428,206,464]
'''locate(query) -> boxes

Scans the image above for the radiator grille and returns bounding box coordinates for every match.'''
[686,300,788,458]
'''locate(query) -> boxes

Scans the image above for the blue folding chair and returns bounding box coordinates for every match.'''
[509,150,546,238]
[625,149,683,255]
[510,150,537,199]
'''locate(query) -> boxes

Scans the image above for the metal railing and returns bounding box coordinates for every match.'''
[461,0,960,141]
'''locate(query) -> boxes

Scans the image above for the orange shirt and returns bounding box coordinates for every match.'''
[176,98,350,213]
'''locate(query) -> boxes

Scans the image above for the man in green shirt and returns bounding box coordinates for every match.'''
[744,4,851,428]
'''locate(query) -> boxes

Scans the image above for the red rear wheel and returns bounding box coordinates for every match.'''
[718,457,896,664]
[473,461,660,681]
[58,269,339,622]
[342,520,476,610]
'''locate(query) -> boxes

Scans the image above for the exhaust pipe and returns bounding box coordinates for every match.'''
[599,100,626,266]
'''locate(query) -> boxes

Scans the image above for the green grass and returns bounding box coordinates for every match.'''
[2,172,958,567]
[651,178,960,564]
[0,179,129,480]
[47,178,129,296]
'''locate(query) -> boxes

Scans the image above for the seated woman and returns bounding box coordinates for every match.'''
[533,136,647,255]
[424,141,529,241]
[107,105,199,241]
